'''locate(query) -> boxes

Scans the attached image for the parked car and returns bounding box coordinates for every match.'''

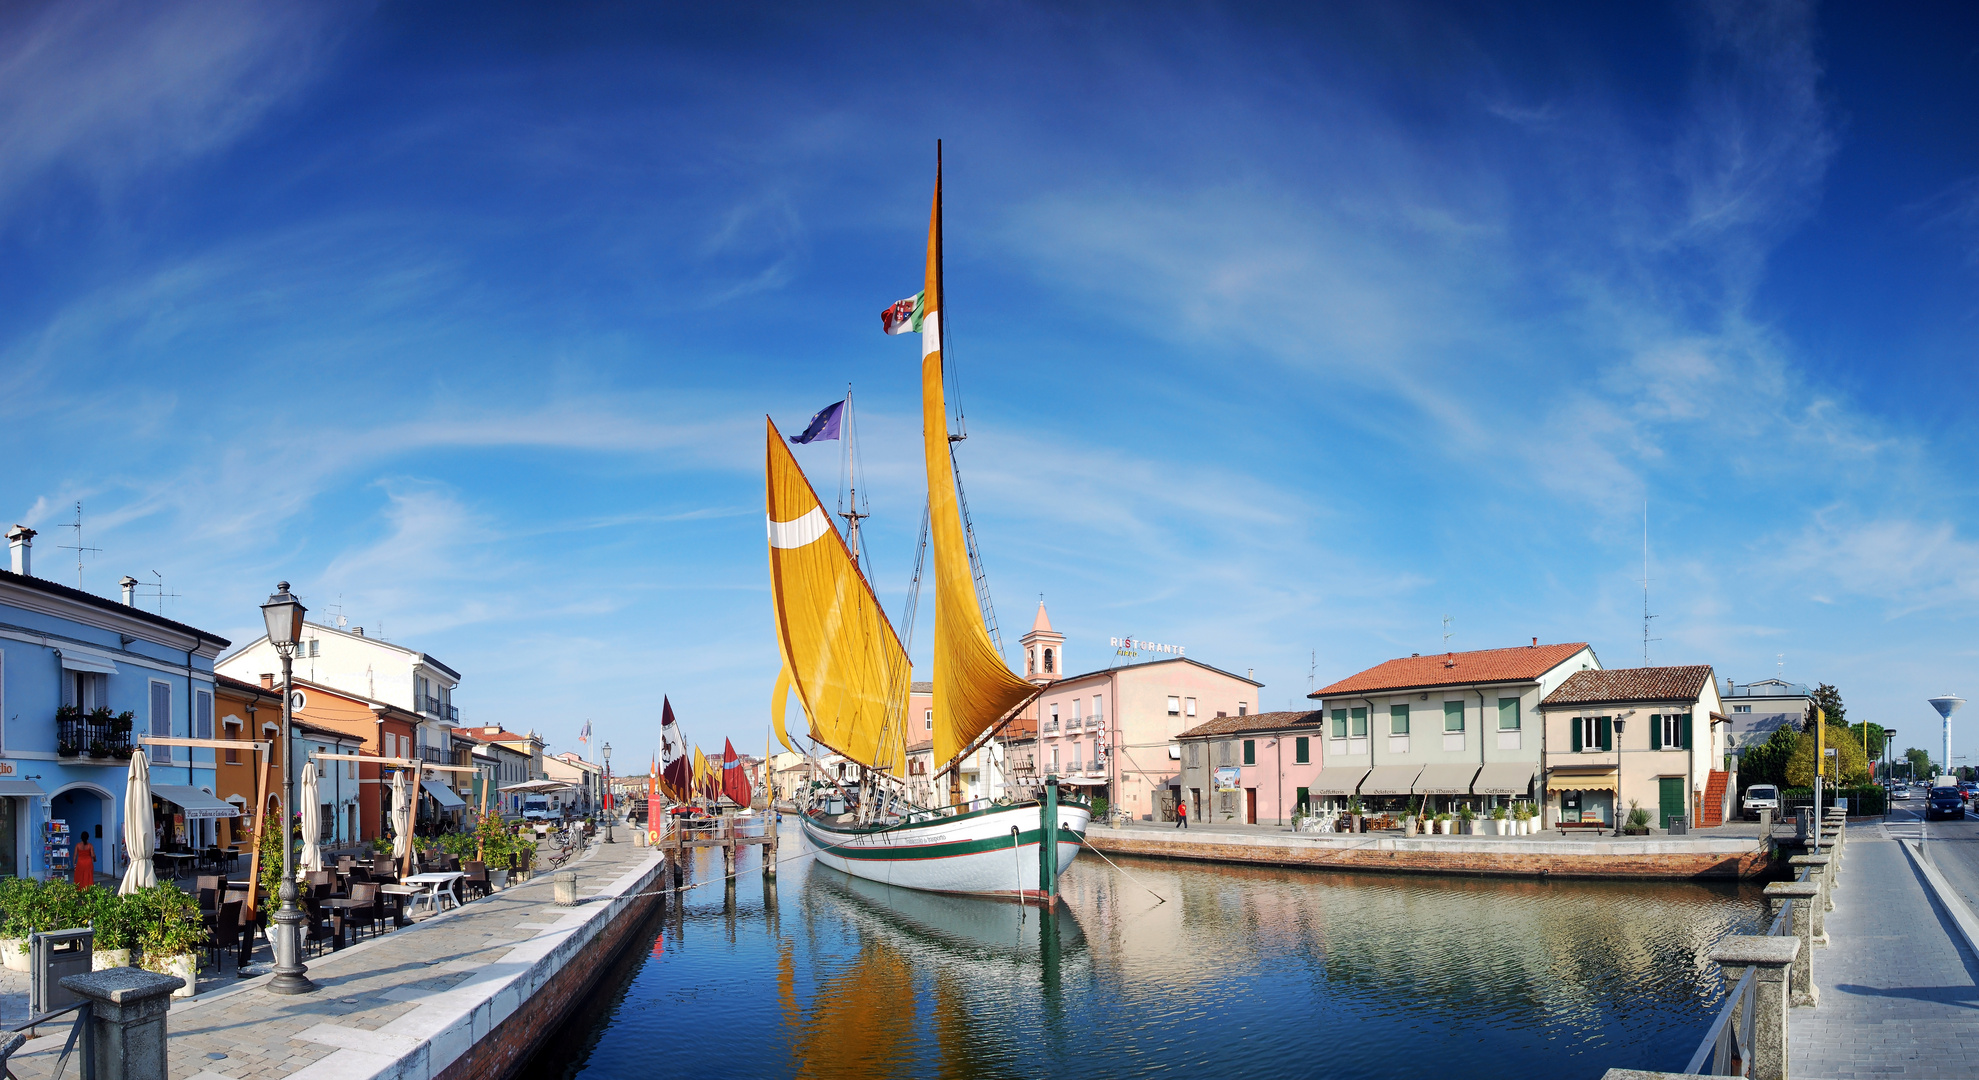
[1741,784,1781,821]
[1926,785,1967,821]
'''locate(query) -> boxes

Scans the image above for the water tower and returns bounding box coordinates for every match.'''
[1930,695,1965,779]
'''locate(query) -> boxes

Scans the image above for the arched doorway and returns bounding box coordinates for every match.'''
[50,782,116,878]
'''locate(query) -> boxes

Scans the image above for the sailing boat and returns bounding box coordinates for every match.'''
[766,150,1088,903]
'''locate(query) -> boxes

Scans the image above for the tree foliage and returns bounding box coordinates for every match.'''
[1806,683,1846,730]
[1906,747,1935,780]
[1786,722,1869,787]
[1740,726,1799,788]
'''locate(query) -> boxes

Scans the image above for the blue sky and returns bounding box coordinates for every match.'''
[6,1,1978,765]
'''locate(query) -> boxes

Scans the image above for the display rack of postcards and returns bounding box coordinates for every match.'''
[43,820,71,874]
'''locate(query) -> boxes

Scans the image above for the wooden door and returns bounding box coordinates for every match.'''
[1245,788,1258,825]
[1658,776,1685,829]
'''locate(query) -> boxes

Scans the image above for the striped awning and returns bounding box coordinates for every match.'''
[1474,762,1538,795]
[1546,768,1618,793]
[1415,763,1480,794]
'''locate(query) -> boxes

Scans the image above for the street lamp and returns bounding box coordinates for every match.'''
[602,742,613,843]
[260,582,314,996]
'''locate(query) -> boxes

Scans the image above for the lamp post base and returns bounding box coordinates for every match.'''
[266,899,316,995]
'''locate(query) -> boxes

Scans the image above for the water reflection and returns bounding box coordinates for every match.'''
[520,825,1766,1080]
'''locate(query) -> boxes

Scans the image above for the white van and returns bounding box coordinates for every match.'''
[1742,784,1780,820]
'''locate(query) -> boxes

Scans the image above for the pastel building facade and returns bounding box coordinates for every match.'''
[1539,665,1731,829]
[1174,711,1328,825]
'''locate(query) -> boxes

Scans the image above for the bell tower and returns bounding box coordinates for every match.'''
[1020,600,1064,685]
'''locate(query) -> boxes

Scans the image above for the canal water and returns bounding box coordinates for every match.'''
[519,823,1766,1079]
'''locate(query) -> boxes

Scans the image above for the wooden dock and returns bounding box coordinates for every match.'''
[661,814,779,894]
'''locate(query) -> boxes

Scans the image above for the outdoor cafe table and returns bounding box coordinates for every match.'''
[401,871,465,916]
[153,851,199,877]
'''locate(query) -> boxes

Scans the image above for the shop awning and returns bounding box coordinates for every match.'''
[152,785,239,820]
[1361,765,1424,796]
[0,780,46,797]
[1415,763,1481,794]
[499,779,569,794]
[1546,768,1618,794]
[1309,766,1371,795]
[422,779,467,809]
[56,651,117,676]
[1474,763,1539,795]
[1057,776,1109,787]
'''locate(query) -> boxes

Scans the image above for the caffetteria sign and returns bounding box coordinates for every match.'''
[1110,637,1185,657]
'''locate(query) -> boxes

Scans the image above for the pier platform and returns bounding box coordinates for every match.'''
[1086,819,1774,878]
[2,837,665,1080]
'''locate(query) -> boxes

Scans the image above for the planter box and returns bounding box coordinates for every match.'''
[0,939,25,973]
[93,948,131,971]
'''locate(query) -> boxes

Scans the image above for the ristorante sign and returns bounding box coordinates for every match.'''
[1111,636,1186,657]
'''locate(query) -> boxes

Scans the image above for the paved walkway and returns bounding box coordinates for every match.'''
[3,835,656,1080]
[1788,824,1979,1079]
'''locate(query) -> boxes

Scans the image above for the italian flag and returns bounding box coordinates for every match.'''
[881,291,926,336]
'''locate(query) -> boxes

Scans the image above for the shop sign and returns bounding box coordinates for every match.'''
[1214,766,1241,792]
[1110,636,1186,658]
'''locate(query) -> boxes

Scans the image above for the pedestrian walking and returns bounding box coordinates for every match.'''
[1176,798,1188,829]
[72,834,95,889]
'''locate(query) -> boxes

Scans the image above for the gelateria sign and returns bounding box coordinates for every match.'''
[1110,636,1186,657]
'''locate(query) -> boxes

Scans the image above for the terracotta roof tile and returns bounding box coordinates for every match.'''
[1311,643,1591,698]
[1541,666,1715,707]
[1177,710,1326,739]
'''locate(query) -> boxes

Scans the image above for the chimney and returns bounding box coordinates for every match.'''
[1444,651,1455,668]
[1531,637,1537,647]
[120,575,138,605]
[352,627,364,637]
[6,526,33,576]
[260,673,275,689]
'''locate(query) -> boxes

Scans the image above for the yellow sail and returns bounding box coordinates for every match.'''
[765,419,911,773]
[917,174,1040,772]
[770,663,796,753]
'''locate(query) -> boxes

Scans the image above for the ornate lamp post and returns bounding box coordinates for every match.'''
[602,742,613,843]
[261,582,314,995]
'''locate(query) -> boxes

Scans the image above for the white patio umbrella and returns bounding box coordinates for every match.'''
[299,760,323,873]
[392,770,413,868]
[119,750,155,895]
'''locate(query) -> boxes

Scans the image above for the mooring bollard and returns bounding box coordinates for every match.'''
[1709,935,1799,1080]
[1764,881,1820,1006]
[552,870,578,906]
[59,967,184,1080]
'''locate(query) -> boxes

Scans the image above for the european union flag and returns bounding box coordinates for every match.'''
[790,399,844,444]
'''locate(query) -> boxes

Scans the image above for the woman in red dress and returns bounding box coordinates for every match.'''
[72,835,95,889]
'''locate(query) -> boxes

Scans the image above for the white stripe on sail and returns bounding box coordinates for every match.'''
[921,310,940,359]
[767,506,831,549]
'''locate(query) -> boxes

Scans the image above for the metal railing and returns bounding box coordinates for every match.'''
[3,999,92,1079]
[1041,720,1059,735]
[54,716,132,760]
[417,745,455,764]
[1086,716,1104,732]
[1684,865,1811,1076]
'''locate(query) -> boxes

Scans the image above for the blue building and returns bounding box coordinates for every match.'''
[0,527,231,880]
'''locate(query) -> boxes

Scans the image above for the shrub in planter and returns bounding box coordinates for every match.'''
[87,887,140,968]
[135,885,208,996]
[1623,802,1652,836]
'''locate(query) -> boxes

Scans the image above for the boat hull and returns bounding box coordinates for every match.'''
[798,800,1089,901]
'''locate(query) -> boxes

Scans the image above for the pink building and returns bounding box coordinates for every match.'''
[1001,602,1264,822]
[1174,712,1328,825]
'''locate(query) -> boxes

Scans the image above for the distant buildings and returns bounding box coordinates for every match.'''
[1722,678,1812,754]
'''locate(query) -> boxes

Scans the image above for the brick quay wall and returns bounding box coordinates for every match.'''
[1086,826,1777,880]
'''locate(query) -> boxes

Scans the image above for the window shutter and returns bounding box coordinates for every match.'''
[195,690,213,741]
[1243,740,1255,766]
[1295,736,1309,764]
[1571,719,1582,753]
[1650,714,1661,751]
[1681,713,1693,750]
[1444,701,1464,732]
[1332,710,1347,739]
[150,682,173,763]
[1598,716,1612,752]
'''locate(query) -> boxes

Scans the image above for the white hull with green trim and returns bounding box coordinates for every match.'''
[799,798,1089,901]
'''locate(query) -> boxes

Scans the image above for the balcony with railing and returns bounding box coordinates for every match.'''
[55,708,134,762]
[1086,715,1105,732]
[1088,758,1106,774]
[1041,720,1059,736]
[418,696,460,722]
[418,744,455,765]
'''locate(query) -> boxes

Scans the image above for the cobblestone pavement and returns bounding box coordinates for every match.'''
[1788,820,1979,1079]
[2,835,655,1080]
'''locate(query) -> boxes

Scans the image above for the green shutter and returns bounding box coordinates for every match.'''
[1391,704,1410,735]
[1650,714,1662,751]
[1296,787,1310,812]
[1351,708,1367,737]
[1571,719,1583,753]
[1332,709,1348,739]
[1444,701,1465,732]
[1598,716,1612,751]
[1498,697,1520,730]
[1295,736,1310,764]
[1681,713,1693,750]
[1243,740,1256,766]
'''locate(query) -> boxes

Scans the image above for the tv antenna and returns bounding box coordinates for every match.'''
[143,570,181,616]
[54,502,101,590]
[1308,650,1317,695]
[1442,615,1454,649]
[1640,502,1659,667]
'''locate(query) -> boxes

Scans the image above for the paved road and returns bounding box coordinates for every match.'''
[1786,796,1979,1079]
[1891,787,1979,923]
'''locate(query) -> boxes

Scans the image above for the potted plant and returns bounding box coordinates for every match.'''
[1623,802,1652,837]
[0,877,37,972]
[135,885,207,996]
[1347,799,1365,834]
[87,888,137,969]
[1457,804,1476,834]
[1490,805,1509,835]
